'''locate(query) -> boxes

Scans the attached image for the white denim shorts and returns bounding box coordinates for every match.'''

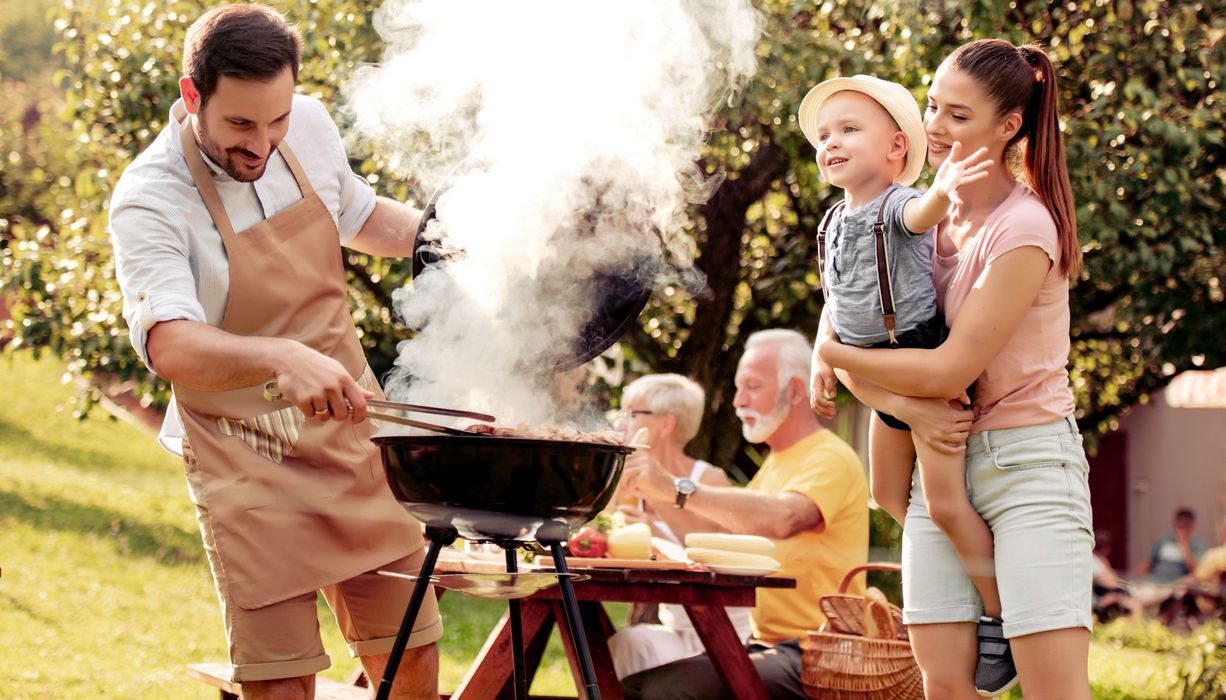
[901,415,1094,639]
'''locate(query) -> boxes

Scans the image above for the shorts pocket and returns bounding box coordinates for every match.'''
[990,434,1070,471]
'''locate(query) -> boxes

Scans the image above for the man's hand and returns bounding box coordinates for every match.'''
[274,341,373,423]
[619,451,675,505]
[929,142,993,201]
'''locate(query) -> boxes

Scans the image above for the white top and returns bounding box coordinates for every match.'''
[108,95,378,454]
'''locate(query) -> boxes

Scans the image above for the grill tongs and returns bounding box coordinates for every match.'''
[365,399,495,437]
[262,380,493,436]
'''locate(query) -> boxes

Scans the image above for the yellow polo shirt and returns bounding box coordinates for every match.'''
[747,429,869,643]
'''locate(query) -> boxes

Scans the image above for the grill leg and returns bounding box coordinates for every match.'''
[549,543,601,700]
[375,527,455,700]
[503,544,530,700]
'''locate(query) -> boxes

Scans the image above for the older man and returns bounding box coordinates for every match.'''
[619,329,869,700]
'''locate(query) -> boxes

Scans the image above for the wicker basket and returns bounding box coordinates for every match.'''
[801,563,923,700]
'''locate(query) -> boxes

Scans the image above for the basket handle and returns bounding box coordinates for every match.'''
[838,562,901,593]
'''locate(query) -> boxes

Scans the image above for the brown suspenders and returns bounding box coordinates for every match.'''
[816,189,900,345]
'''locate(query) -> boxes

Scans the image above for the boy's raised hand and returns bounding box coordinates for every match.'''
[930,142,993,200]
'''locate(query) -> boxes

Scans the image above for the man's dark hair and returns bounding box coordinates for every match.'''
[183,4,302,106]
[1176,507,1196,521]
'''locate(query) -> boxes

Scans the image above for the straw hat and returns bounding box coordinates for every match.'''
[797,75,927,187]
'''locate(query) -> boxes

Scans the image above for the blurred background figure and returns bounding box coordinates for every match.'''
[1139,507,1206,584]
[1091,529,1137,622]
[1132,507,1209,627]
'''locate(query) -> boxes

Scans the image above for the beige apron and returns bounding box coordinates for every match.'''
[174,121,418,610]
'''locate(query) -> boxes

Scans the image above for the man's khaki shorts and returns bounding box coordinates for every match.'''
[222,547,444,682]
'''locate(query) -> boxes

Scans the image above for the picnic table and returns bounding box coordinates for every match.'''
[436,555,796,700]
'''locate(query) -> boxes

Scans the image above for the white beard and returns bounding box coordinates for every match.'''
[736,395,789,444]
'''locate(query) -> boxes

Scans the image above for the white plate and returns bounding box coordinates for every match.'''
[705,564,780,577]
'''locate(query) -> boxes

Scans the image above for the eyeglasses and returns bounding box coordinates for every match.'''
[610,408,656,422]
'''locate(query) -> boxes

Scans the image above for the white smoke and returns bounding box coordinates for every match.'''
[346,0,762,428]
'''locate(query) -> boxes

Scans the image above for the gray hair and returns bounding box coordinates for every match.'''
[621,373,706,444]
[744,329,812,400]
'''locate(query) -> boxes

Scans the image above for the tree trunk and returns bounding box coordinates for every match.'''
[680,137,790,466]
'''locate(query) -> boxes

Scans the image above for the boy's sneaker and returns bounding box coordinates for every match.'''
[974,616,1018,696]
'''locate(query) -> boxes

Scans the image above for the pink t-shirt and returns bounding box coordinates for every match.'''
[933,181,1075,433]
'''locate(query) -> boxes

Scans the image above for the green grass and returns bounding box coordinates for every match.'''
[1,353,1210,698]
[0,354,582,698]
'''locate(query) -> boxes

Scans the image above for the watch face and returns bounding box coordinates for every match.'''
[676,478,696,495]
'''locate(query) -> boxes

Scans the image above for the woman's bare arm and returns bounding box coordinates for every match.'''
[836,369,973,455]
[819,246,1052,399]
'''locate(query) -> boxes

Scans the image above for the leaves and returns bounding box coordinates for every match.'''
[0,0,1222,465]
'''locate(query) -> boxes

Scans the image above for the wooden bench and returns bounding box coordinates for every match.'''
[187,662,368,700]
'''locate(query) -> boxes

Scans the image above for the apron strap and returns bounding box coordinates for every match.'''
[276,141,317,198]
[179,117,238,242]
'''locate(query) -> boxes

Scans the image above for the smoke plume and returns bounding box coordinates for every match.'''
[346,0,762,428]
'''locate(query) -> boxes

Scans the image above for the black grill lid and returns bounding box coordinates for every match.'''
[409,186,654,372]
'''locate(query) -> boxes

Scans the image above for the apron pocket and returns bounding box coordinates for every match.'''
[217,405,306,464]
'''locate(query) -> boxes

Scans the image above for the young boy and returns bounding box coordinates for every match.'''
[798,75,1016,695]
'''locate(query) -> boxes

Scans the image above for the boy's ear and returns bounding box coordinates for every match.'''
[888,131,909,165]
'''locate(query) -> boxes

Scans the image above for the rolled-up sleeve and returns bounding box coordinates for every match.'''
[109,200,207,372]
[312,100,376,243]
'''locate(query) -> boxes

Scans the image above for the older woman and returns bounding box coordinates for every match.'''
[607,374,752,679]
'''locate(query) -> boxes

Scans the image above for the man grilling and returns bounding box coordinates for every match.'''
[618,329,870,699]
[108,5,440,698]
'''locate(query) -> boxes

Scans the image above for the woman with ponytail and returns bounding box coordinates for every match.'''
[818,38,1092,698]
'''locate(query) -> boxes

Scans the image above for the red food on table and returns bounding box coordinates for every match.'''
[568,527,608,558]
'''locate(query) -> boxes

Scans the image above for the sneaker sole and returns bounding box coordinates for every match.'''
[975,674,1019,697]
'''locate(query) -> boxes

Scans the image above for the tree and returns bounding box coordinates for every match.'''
[2,0,1221,458]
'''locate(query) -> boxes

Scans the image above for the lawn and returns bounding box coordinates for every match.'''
[0,353,1215,698]
[0,354,579,698]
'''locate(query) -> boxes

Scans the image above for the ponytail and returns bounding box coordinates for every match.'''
[947,40,1081,280]
[1017,46,1080,280]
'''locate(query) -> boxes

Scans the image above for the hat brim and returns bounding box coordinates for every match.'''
[798,77,927,187]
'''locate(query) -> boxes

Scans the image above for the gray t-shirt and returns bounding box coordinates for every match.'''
[1147,532,1207,584]
[821,185,938,346]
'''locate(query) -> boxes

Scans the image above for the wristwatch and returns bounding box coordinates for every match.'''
[673,478,697,509]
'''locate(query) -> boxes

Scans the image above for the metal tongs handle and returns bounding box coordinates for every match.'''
[261,381,494,436]
[364,412,478,437]
[366,398,495,423]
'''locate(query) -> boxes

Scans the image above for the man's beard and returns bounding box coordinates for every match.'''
[736,389,791,444]
[195,118,271,182]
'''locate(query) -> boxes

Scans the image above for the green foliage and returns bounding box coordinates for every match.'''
[0,0,1221,468]
[0,0,62,82]
[1095,617,1226,699]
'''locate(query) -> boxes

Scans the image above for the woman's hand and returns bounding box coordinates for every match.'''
[890,394,974,455]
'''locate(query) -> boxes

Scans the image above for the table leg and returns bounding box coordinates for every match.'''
[452,601,554,699]
[684,605,769,700]
[549,601,624,700]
